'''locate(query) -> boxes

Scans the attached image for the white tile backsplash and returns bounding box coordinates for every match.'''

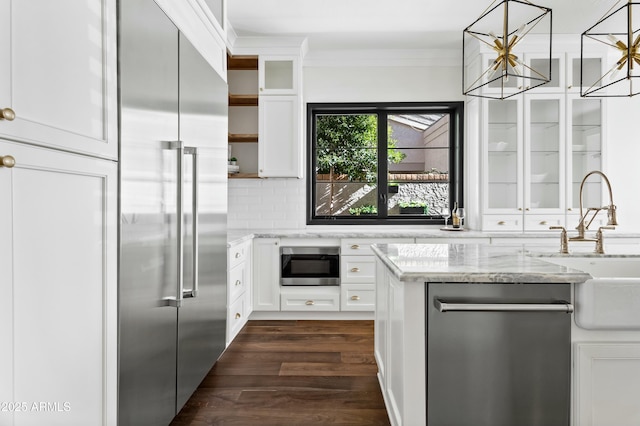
[228,178,306,229]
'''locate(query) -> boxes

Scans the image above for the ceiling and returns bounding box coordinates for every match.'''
[227,0,616,52]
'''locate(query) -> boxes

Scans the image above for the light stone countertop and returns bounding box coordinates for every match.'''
[371,243,594,284]
[227,228,640,247]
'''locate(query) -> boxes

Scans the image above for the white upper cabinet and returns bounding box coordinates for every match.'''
[481,93,566,232]
[258,95,302,178]
[0,0,118,160]
[468,36,607,232]
[258,56,299,95]
[566,53,605,95]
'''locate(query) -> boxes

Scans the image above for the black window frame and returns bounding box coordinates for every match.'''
[307,101,464,226]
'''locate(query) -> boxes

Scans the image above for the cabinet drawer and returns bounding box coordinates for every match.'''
[341,284,375,311]
[229,240,250,269]
[228,262,247,303]
[482,216,522,231]
[341,256,376,283]
[227,293,247,343]
[524,215,564,231]
[341,238,413,256]
[280,288,340,311]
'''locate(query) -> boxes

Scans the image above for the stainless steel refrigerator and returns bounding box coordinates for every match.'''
[118,1,228,424]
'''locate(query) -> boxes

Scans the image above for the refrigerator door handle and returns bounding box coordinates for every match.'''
[183,146,198,298]
[434,298,574,313]
[162,140,184,308]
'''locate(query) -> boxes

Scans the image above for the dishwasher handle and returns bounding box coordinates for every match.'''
[435,298,574,313]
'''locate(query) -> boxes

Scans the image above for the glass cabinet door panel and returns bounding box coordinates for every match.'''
[260,59,295,93]
[573,57,602,93]
[529,58,561,90]
[570,98,602,209]
[528,98,561,209]
[487,99,520,209]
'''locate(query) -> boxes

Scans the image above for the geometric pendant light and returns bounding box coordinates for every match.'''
[463,0,552,99]
[581,0,640,97]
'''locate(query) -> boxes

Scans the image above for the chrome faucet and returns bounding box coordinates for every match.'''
[550,171,618,254]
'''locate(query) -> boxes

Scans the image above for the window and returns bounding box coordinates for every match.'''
[307,102,464,225]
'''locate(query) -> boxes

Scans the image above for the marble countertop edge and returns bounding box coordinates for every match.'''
[371,243,593,284]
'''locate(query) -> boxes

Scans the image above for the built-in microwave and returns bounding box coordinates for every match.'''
[280,246,340,286]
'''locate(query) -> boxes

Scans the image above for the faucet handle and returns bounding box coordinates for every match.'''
[595,226,615,254]
[549,226,569,254]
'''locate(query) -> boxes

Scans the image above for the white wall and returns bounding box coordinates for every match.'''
[603,96,640,233]
[227,49,640,233]
[227,58,462,230]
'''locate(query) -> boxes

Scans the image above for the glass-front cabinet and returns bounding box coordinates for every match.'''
[258,56,299,95]
[471,38,607,232]
[483,94,566,231]
[567,96,604,226]
[482,94,604,231]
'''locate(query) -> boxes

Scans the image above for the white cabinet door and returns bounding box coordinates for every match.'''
[0,140,117,426]
[258,95,302,178]
[0,0,117,160]
[575,343,640,426]
[566,95,604,227]
[482,94,566,231]
[252,238,281,311]
[258,55,299,95]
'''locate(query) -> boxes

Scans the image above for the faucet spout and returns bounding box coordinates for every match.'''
[576,171,618,238]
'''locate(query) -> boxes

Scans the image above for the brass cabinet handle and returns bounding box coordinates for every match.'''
[351,295,360,301]
[567,208,573,211]
[350,267,360,273]
[235,280,241,286]
[305,300,314,306]
[0,108,15,121]
[0,155,16,168]
[498,221,506,225]
[351,244,360,249]
[539,221,547,225]
[235,312,241,319]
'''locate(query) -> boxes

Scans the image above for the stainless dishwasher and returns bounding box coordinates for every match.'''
[427,283,573,426]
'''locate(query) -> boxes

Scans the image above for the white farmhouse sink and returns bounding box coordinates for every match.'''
[538,256,640,330]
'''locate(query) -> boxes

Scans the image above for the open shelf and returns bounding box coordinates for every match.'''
[228,55,258,71]
[229,94,258,106]
[228,53,260,178]
[229,173,260,179]
[229,133,258,143]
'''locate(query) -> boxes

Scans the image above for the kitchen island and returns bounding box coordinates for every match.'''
[372,243,592,426]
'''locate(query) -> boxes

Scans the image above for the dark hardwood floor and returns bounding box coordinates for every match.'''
[171,320,391,426]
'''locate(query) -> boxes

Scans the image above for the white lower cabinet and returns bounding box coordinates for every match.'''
[374,260,426,426]
[280,287,340,312]
[227,239,252,345]
[227,294,248,342]
[252,238,280,311]
[0,140,117,426]
[574,343,640,426]
[340,238,413,313]
[341,284,375,311]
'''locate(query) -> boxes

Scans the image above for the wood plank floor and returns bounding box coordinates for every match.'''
[171,320,391,426]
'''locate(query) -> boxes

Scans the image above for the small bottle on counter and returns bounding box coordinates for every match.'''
[452,202,460,229]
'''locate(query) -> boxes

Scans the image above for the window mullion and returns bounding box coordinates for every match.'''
[377,111,388,218]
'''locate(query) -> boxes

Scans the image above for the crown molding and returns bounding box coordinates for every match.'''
[303,48,461,68]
